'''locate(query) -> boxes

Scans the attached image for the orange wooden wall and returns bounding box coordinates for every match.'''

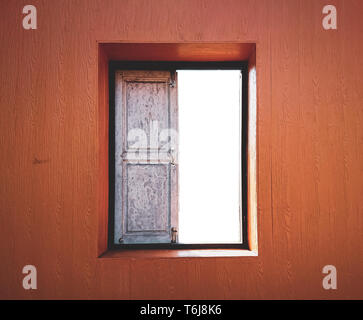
[0,0,362,299]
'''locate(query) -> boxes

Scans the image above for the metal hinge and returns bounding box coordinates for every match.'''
[168,148,176,165]
[171,227,178,243]
[169,71,176,88]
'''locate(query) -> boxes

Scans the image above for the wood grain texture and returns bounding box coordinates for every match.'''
[114,70,178,244]
[0,0,362,299]
[101,43,256,61]
[125,164,170,231]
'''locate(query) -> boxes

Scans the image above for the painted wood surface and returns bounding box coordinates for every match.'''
[114,70,178,244]
[0,0,362,299]
[124,164,170,235]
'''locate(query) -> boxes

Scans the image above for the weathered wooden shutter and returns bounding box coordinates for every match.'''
[114,70,178,244]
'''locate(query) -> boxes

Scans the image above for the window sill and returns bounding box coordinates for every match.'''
[99,248,258,259]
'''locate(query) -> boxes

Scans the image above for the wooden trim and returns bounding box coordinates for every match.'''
[100,42,255,61]
[108,61,249,251]
[109,60,248,71]
[247,47,258,252]
[99,249,258,259]
[111,243,246,250]
[97,43,258,257]
[97,45,110,257]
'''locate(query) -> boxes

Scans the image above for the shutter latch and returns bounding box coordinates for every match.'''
[171,227,178,243]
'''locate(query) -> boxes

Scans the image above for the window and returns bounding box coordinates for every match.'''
[178,70,241,244]
[109,62,248,249]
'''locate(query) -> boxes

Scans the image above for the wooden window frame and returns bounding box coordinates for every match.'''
[108,61,249,250]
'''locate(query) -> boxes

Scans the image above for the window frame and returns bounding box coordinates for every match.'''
[108,61,249,250]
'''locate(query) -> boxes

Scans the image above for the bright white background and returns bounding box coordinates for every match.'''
[177,70,242,243]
